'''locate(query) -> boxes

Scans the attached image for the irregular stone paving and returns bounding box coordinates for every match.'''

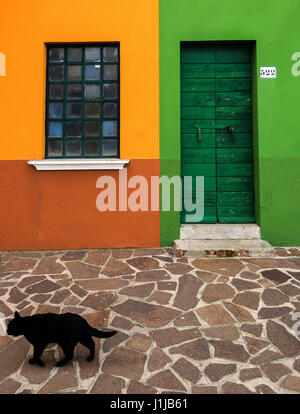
[0,247,299,394]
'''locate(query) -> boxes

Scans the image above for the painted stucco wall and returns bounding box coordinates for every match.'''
[0,0,160,250]
[1,0,300,250]
[0,0,159,160]
[160,0,300,246]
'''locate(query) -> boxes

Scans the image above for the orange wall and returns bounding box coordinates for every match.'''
[0,160,160,250]
[0,0,159,160]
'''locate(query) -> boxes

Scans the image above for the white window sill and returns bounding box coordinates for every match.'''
[28,159,129,171]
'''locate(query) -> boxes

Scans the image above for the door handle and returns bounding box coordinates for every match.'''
[194,125,201,142]
[193,125,234,143]
[226,126,235,141]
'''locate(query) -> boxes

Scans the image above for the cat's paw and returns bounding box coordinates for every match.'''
[37,359,45,367]
[29,358,45,366]
[86,356,94,362]
[56,360,67,367]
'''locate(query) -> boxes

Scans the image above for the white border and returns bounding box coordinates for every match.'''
[28,159,129,171]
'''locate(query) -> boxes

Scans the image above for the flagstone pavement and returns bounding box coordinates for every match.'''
[0,247,299,394]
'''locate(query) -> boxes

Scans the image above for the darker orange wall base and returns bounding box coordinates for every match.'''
[0,160,160,250]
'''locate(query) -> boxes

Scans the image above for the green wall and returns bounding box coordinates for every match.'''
[160,0,300,246]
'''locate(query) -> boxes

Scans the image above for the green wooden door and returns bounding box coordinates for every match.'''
[180,43,255,224]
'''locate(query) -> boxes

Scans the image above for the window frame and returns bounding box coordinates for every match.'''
[45,43,120,159]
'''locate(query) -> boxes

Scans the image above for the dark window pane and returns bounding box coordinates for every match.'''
[66,102,82,118]
[85,47,100,62]
[66,121,81,137]
[48,139,63,156]
[85,121,100,137]
[103,47,118,62]
[49,103,63,118]
[49,48,64,62]
[102,139,118,156]
[67,65,82,80]
[67,47,82,62]
[48,122,63,137]
[84,84,100,99]
[49,84,64,100]
[67,84,82,99]
[103,120,117,136]
[85,65,100,80]
[66,140,81,156]
[49,65,64,81]
[103,102,117,118]
[85,103,100,118]
[85,140,100,156]
[103,65,118,80]
[103,83,118,99]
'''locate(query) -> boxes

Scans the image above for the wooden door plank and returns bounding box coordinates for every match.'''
[181,79,215,92]
[216,48,251,63]
[217,163,254,177]
[216,78,252,91]
[217,192,254,206]
[216,133,252,148]
[218,205,255,223]
[216,106,252,119]
[181,133,216,149]
[181,64,215,79]
[181,46,215,64]
[182,163,216,177]
[217,148,253,164]
[181,176,216,192]
[181,92,215,106]
[217,205,255,217]
[183,191,217,205]
[216,91,252,107]
[216,63,251,78]
[218,216,256,224]
[182,149,215,164]
[182,120,252,134]
[215,119,252,133]
[181,205,217,224]
[217,177,254,192]
[181,120,217,133]
[181,107,215,120]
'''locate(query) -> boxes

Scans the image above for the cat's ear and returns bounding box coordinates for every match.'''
[14,311,21,319]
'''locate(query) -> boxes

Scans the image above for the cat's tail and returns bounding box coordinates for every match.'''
[89,327,117,338]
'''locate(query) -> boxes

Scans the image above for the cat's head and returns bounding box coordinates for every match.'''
[6,312,24,336]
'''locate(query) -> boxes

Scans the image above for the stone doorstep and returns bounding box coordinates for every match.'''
[180,224,261,240]
[174,239,275,258]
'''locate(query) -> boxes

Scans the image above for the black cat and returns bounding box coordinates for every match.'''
[7,311,117,367]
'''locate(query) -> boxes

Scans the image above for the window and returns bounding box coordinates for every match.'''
[46,44,119,158]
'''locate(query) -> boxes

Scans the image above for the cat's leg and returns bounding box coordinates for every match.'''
[56,343,76,367]
[28,344,46,367]
[79,336,95,362]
